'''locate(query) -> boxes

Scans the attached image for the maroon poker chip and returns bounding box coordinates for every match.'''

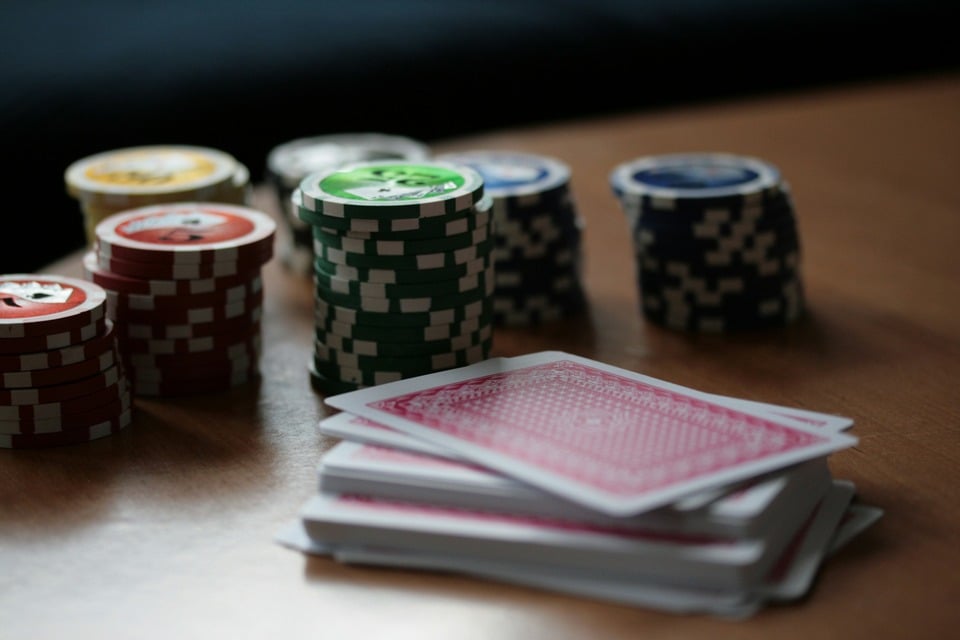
[125,335,261,369]
[119,306,263,340]
[0,319,118,373]
[0,345,119,389]
[0,407,133,449]
[108,290,264,325]
[83,251,265,297]
[94,249,271,281]
[0,378,129,421]
[0,315,107,355]
[0,389,131,435]
[103,277,261,312]
[0,363,124,406]
[117,323,262,356]
[93,202,276,265]
[128,354,258,383]
[131,367,258,397]
[0,274,107,339]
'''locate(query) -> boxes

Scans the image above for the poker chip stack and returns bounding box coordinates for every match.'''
[293,160,495,394]
[266,133,431,275]
[610,153,804,332]
[436,150,587,326]
[82,203,276,397]
[0,274,133,449]
[65,144,251,246]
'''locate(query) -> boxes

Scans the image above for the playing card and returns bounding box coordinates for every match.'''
[826,503,884,556]
[757,479,855,600]
[317,393,852,463]
[274,516,761,617]
[325,351,857,516]
[334,544,763,618]
[298,485,815,592]
[274,519,333,556]
[305,481,853,616]
[319,412,456,459]
[318,441,832,538]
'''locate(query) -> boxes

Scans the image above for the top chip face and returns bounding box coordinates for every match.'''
[267,133,431,189]
[298,161,485,218]
[94,203,276,263]
[435,150,570,198]
[0,274,107,339]
[65,145,239,201]
[610,153,782,201]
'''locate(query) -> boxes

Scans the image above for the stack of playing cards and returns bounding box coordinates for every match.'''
[278,351,882,617]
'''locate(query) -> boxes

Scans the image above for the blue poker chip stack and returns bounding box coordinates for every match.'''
[610,153,804,332]
[436,150,587,326]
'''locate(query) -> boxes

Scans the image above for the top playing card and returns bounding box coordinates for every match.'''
[325,352,857,516]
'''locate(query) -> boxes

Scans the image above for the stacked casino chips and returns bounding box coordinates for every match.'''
[266,133,431,275]
[0,274,132,448]
[436,150,587,326]
[65,144,251,245]
[294,160,494,394]
[610,153,805,332]
[83,203,276,396]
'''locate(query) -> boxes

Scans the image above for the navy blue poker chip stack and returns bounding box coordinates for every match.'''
[610,153,804,332]
[436,150,587,326]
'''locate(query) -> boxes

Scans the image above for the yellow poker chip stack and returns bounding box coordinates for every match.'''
[65,145,252,245]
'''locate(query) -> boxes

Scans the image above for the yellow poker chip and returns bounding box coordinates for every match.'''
[65,144,240,207]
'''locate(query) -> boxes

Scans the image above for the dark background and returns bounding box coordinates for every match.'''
[2,0,956,273]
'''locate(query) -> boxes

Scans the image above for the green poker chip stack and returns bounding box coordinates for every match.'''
[294,160,495,393]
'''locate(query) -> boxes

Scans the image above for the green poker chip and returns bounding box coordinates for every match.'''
[312,223,491,256]
[297,195,491,237]
[316,297,492,328]
[313,265,493,299]
[315,323,492,357]
[317,310,493,343]
[313,207,492,242]
[314,274,494,313]
[314,254,491,285]
[313,337,492,374]
[314,235,494,270]
[298,161,485,220]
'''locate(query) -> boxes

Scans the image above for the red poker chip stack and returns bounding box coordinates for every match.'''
[0,274,133,449]
[83,202,276,396]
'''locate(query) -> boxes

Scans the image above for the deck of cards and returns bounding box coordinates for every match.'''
[278,351,882,617]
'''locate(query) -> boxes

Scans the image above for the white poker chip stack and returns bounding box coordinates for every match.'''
[266,133,432,275]
[83,202,276,396]
[0,274,133,448]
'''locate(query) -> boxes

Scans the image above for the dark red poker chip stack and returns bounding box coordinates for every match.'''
[0,274,132,449]
[83,202,276,396]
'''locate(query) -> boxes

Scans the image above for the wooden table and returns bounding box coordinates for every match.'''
[3,72,959,639]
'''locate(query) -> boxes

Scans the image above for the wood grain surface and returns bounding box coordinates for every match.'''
[2,72,959,640]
